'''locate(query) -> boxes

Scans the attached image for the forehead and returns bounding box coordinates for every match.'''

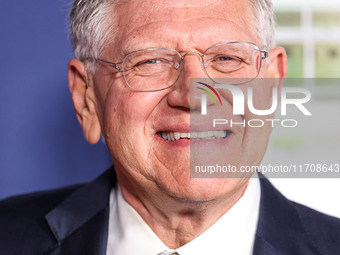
[110,0,257,54]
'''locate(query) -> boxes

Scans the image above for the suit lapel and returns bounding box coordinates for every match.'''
[253,175,317,255]
[253,235,280,255]
[43,167,116,255]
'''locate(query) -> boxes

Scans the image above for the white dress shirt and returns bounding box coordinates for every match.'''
[106,176,261,255]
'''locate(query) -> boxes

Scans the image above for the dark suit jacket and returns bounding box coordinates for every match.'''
[1,166,340,255]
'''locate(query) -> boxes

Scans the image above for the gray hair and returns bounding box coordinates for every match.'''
[69,0,116,72]
[250,0,276,51]
[68,0,275,73]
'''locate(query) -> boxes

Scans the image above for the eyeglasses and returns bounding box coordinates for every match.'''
[96,41,268,92]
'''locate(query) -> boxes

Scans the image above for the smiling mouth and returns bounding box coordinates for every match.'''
[157,130,232,141]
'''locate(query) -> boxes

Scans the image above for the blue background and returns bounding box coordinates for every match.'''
[0,0,112,199]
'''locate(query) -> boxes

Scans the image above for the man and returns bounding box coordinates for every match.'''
[1,0,339,254]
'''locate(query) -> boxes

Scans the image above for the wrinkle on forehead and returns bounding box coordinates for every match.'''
[116,0,251,27]
[108,0,256,58]
[124,21,253,56]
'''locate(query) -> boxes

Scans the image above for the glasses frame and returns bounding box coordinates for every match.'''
[96,41,268,92]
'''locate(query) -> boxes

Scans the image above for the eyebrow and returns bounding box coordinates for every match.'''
[119,36,177,57]
[121,45,157,56]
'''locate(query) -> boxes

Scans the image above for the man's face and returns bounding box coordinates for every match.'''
[86,0,285,201]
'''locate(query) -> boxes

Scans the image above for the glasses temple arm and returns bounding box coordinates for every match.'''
[260,51,268,60]
[96,58,123,71]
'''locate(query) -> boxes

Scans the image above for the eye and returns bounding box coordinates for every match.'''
[131,58,163,70]
[134,58,165,68]
[215,55,244,63]
[213,55,244,65]
[217,56,234,61]
[143,59,161,64]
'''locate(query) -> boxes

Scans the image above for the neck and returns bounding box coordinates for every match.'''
[118,177,248,249]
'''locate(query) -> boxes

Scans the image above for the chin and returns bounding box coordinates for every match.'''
[162,177,246,203]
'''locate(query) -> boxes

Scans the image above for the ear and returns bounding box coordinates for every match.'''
[267,46,288,79]
[68,59,102,144]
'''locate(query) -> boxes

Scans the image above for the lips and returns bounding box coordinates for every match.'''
[159,130,231,141]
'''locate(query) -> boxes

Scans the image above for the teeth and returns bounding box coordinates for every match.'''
[180,132,187,138]
[160,131,229,141]
[198,132,207,138]
[161,132,168,140]
[174,132,180,140]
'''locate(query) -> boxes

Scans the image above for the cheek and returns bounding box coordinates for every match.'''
[240,83,276,165]
[101,88,165,159]
[242,79,279,119]
[104,90,155,126]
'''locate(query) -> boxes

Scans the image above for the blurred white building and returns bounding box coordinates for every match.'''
[263,0,340,218]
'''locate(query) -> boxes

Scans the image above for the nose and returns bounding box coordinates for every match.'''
[167,52,209,111]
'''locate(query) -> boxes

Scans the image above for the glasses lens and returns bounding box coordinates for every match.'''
[122,49,182,91]
[203,42,263,84]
